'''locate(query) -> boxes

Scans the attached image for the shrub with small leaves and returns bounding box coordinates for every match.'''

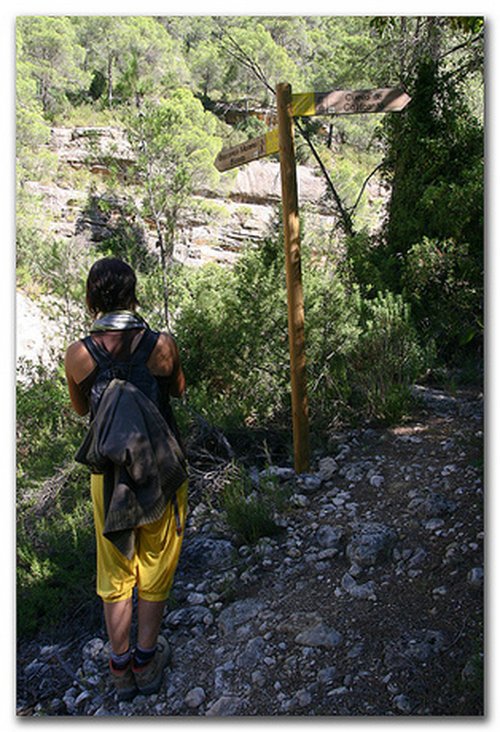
[349,291,424,423]
[222,466,287,545]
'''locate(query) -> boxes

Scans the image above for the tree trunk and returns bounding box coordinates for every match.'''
[327,123,333,149]
[107,55,114,108]
[156,228,171,332]
[295,119,354,238]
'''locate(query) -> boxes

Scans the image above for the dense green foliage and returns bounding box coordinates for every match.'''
[172,232,425,433]
[222,467,288,545]
[16,16,483,638]
[379,59,483,360]
[16,366,92,636]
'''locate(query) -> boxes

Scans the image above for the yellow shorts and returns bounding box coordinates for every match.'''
[90,474,188,604]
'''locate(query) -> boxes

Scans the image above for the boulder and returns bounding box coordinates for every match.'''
[347,523,398,568]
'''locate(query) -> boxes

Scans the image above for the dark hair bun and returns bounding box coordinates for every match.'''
[86,258,139,316]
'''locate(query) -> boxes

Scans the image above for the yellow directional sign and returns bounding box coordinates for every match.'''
[292,88,411,117]
[214,127,279,172]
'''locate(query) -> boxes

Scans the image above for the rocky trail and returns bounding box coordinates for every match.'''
[17,384,484,717]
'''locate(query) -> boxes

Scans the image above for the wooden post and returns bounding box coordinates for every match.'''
[276,82,310,474]
[214,85,410,474]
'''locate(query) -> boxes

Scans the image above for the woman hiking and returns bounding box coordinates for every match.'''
[64,257,188,701]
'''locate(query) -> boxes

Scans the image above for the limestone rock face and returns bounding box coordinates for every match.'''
[16,291,65,383]
[38,125,385,268]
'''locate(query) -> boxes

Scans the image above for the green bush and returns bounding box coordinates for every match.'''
[17,366,86,488]
[343,231,386,297]
[171,236,427,434]
[349,291,425,423]
[16,367,95,638]
[172,239,291,427]
[402,237,482,362]
[16,187,53,292]
[383,59,483,281]
[303,261,361,429]
[82,193,158,276]
[17,465,95,638]
[171,262,244,419]
[222,466,287,545]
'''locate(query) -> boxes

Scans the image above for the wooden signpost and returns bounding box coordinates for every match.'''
[291,87,411,117]
[214,128,279,171]
[276,82,310,474]
[215,83,411,474]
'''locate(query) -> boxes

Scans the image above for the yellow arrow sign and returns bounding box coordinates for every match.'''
[292,88,411,117]
[214,127,279,172]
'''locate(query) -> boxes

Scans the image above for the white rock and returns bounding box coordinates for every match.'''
[205,695,244,716]
[424,518,445,531]
[369,474,385,489]
[341,572,377,601]
[318,457,338,481]
[296,689,312,707]
[291,494,309,508]
[298,474,323,493]
[187,592,206,605]
[468,567,484,587]
[260,466,295,481]
[185,687,206,708]
[75,690,92,707]
[393,693,412,713]
[295,622,342,648]
[252,670,266,687]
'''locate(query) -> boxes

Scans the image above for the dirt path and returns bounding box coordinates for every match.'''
[17,384,483,717]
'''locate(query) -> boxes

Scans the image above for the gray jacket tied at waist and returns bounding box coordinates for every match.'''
[75,378,188,559]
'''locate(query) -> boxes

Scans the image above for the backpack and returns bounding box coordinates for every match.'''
[76,329,188,556]
[81,329,161,419]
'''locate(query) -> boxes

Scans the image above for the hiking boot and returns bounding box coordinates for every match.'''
[109,660,137,702]
[132,637,171,695]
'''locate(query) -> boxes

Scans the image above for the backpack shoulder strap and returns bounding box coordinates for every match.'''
[81,335,113,368]
[130,329,160,365]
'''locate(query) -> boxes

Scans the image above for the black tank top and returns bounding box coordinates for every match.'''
[78,329,145,396]
[78,329,182,446]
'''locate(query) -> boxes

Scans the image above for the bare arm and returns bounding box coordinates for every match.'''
[148,333,186,398]
[64,341,92,416]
